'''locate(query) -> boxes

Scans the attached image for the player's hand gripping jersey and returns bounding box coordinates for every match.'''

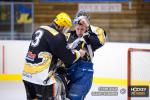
[23,25,80,85]
[66,25,106,61]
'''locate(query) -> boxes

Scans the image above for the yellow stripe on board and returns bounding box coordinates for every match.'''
[93,77,127,86]
[131,80,150,86]
[0,74,22,80]
[93,77,150,86]
[0,74,149,87]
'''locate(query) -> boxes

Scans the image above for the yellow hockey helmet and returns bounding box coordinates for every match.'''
[54,12,72,28]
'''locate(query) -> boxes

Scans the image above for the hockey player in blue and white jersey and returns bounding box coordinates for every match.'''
[66,10,107,100]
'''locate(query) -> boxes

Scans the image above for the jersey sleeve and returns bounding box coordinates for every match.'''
[47,33,80,66]
[40,25,81,66]
[87,26,106,51]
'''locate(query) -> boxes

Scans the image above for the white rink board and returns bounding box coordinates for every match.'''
[0,41,150,76]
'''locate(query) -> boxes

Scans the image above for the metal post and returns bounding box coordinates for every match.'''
[2,45,5,74]
[32,3,34,34]
[11,2,15,40]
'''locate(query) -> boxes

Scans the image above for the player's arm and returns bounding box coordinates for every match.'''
[51,35,84,66]
[76,17,106,51]
[84,26,106,51]
[41,26,85,66]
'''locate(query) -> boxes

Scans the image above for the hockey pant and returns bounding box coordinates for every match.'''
[67,60,93,100]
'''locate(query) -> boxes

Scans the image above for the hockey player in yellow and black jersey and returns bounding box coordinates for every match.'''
[22,12,86,100]
[66,10,107,100]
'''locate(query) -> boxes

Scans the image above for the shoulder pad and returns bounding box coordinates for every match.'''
[40,26,59,36]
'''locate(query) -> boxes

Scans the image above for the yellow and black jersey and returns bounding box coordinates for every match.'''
[26,25,79,66]
[23,25,80,85]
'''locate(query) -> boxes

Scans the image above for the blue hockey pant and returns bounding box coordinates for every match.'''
[67,60,93,100]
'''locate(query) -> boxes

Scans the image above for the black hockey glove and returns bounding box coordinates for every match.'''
[83,34,90,44]
[83,26,93,44]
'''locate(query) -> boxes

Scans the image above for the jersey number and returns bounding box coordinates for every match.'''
[31,30,43,47]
